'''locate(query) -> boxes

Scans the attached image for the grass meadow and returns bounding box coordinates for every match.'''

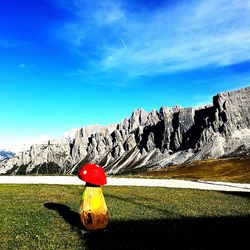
[0,184,249,249]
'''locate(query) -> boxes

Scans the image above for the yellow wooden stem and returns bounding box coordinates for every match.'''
[79,185,108,230]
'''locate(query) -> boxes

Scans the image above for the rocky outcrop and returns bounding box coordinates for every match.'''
[1,86,250,175]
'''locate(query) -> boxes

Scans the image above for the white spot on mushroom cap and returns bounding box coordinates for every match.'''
[83,170,87,175]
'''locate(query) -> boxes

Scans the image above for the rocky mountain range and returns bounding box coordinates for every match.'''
[0,86,250,175]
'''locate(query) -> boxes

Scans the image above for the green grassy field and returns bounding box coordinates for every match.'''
[137,155,250,183]
[0,184,249,250]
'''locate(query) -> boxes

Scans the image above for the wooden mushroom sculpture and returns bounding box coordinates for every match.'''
[78,163,108,231]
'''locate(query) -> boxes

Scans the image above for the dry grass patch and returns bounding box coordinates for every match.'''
[140,155,250,183]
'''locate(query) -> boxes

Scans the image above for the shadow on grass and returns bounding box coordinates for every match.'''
[219,191,250,199]
[44,203,83,229]
[44,202,249,250]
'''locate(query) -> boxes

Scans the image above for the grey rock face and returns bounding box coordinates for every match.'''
[1,86,250,175]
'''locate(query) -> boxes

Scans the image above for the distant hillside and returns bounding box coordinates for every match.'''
[137,154,250,183]
[0,86,250,175]
[0,150,15,161]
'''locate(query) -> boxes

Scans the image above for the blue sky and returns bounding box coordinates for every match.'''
[0,0,250,151]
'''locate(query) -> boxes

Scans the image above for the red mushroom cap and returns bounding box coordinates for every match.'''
[78,163,107,186]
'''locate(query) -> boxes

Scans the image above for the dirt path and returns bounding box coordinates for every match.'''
[0,176,250,192]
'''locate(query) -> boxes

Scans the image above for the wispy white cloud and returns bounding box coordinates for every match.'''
[19,63,26,69]
[18,63,34,72]
[93,1,125,25]
[55,0,250,78]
